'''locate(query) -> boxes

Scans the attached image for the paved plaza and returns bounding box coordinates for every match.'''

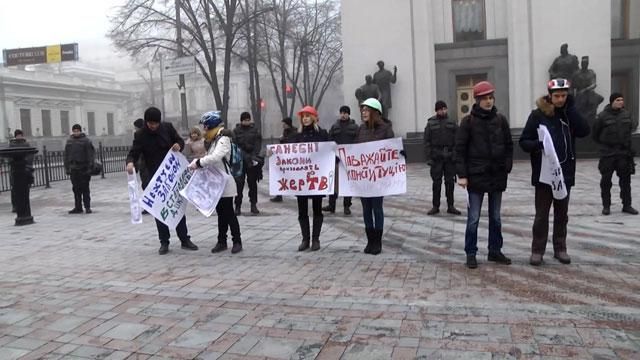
[0,160,639,359]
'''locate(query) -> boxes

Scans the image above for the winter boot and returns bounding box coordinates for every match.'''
[69,193,83,214]
[231,240,243,254]
[369,229,382,255]
[211,240,228,253]
[363,228,374,254]
[298,217,311,251]
[427,207,439,215]
[180,237,199,251]
[250,203,260,215]
[311,216,323,251]
[270,195,283,202]
[158,243,169,255]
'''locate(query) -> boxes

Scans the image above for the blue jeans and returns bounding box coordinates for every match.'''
[464,191,503,255]
[361,197,384,230]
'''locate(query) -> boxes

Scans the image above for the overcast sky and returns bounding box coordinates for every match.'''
[0,0,126,66]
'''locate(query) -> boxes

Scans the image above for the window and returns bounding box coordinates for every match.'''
[60,110,70,134]
[87,111,96,136]
[107,112,114,135]
[20,109,32,137]
[611,0,628,39]
[41,109,52,137]
[452,0,486,42]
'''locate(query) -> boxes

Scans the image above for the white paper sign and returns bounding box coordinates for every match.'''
[127,171,142,224]
[140,151,192,228]
[267,141,337,196]
[179,166,227,217]
[337,137,407,197]
[537,125,568,200]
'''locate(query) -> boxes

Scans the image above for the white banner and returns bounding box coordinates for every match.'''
[179,166,227,217]
[127,171,143,224]
[538,125,568,200]
[140,151,192,228]
[267,141,337,196]
[337,137,407,197]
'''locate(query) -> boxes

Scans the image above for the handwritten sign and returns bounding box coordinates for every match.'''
[538,125,568,200]
[127,171,143,224]
[267,141,336,196]
[179,166,227,217]
[337,137,407,197]
[140,151,192,228]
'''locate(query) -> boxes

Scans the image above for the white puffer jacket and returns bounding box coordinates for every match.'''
[198,129,238,198]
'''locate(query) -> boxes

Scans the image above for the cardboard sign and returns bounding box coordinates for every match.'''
[267,141,337,196]
[179,166,228,217]
[337,137,407,197]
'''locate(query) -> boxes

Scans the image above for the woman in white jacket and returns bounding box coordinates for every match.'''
[188,111,242,254]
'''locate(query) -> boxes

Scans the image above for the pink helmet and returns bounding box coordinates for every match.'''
[297,105,318,118]
[473,81,495,98]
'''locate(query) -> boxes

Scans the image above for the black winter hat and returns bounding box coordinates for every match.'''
[144,107,162,123]
[133,118,144,129]
[339,105,351,114]
[609,92,624,104]
[72,124,82,131]
[435,100,447,111]
[282,117,293,127]
[240,111,251,121]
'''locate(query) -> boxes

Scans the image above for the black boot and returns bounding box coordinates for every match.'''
[369,229,382,255]
[311,216,322,251]
[250,203,259,215]
[231,240,243,254]
[69,192,82,214]
[322,196,336,213]
[622,205,638,215]
[211,240,228,253]
[364,228,374,254]
[298,217,311,251]
[234,205,241,216]
[180,237,198,250]
[270,195,283,202]
[158,243,169,255]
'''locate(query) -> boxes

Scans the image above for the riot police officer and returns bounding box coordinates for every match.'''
[593,93,638,215]
[424,101,461,215]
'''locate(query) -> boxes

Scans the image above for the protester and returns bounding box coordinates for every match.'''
[519,78,590,265]
[356,98,395,255]
[592,92,638,215]
[233,112,262,215]
[126,107,198,255]
[64,124,95,214]
[455,81,513,269]
[424,100,461,216]
[292,105,329,251]
[8,129,35,213]
[188,111,243,254]
[323,105,358,215]
[184,126,207,161]
[270,117,298,203]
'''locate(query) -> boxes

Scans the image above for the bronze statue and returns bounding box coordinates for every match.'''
[572,56,604,126]
[372,61,397,118]
[548,43,579,80]
[355,75,381,104]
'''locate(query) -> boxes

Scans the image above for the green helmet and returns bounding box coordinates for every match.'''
[360,98,383,114]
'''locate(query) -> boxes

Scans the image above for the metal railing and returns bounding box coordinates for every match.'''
[0,142,130,193]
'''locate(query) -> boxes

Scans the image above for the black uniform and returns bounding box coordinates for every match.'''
[8,138,34,213]
[326,118,358,211]
[424,114,458,210]
[592,104,638,211]
[64,133,95,212]
[233,123,262,210]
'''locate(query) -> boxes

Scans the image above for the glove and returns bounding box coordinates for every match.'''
[335,156,341,163]
[400,150,406,158]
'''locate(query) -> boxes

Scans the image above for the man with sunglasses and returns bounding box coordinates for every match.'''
[519,79,590,266]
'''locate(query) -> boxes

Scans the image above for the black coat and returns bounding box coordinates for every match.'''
[455,104,513,193]
[355,120,394,143]
[592,105,637,157]
[64,133,95,173]
[292,125,329,143]
[424,115,457,161]
[328,118,358,144]
[126,122,184,176]
[280,127,298,144]
[519,95,590,187]
[233,124,262,156]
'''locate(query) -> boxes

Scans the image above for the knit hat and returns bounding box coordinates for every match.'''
[339,105,351,115]
[144,107,162,123]
[72,124,82,131]
[240,111,251,121]
[281,117,293,127]
[435,100,447,111]
[609,92,623,104]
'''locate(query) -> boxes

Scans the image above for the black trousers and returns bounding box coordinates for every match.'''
[216,197,241,244]
[155,215,189,245]
[532,185,570,255]
[70,170,91,209]
[430,159,456,208]
[234,166,259,206]
[599,155,633,207]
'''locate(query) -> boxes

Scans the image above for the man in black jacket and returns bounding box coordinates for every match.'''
[233,112,262,215]
[9,129,34,213]
[323,105,358,215]
[519,79,590,266]
[592,93,638,215]
[125,107,198,255]
[456,81,513,269]
[64,124,95,214]
[424,101,461,216]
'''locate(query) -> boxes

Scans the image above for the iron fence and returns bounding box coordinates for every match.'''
[0,142,130,193]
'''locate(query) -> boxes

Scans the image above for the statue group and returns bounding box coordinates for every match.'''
[355,61,397,119]
[548,44,604,126]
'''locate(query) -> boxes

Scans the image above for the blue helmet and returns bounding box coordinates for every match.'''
[200,111,222,129]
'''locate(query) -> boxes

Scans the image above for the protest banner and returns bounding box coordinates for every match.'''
[538,125,568,200]
[337,137,407,197]
[140,151,192,228]
[179,165,228,217]
[127,171,143,224]
[267,141,337,196]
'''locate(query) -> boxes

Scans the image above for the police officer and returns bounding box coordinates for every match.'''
[424,101,461,215]
[233,112,262,215]
[593,93,638,215]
